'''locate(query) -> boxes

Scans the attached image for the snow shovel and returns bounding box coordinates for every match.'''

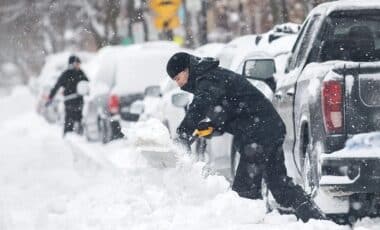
[189,126,214,145]
[138,127,214,168]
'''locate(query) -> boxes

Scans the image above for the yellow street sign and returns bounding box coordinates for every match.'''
[149,0,182,29]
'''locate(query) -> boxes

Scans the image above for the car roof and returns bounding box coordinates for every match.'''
[243,51,273,60]
[311,0,380,16]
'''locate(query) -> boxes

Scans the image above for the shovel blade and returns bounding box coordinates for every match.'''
[138,146,177,168]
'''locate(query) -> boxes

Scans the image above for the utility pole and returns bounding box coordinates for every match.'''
[182,0,194,47]
[281,0,288,23]
[199,0,208,45]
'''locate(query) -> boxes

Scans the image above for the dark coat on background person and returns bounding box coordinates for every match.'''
[49,67,89,134]
[49,68,89,110]
[177,55,286,147]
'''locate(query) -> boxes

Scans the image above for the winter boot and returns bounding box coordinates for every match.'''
[295,199,328,222]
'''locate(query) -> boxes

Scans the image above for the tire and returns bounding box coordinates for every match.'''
[302,139,319,197]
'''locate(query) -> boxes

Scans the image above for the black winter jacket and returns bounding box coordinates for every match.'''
[49,68,89,107]
[177,55,286,146]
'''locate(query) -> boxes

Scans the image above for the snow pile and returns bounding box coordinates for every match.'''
[354,217,380,230]
[128,118,172,147]
[0,85,358,230]
[0,86,34,121]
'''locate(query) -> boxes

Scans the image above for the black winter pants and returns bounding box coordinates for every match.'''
[232,139,310,209]
[64,106,83,135]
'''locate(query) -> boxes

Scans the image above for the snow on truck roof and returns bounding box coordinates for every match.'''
[311,0,380,16]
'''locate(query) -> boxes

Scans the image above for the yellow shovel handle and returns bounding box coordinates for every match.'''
[193,127,214,137]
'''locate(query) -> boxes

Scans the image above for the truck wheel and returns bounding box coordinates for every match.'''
[302,139,319,197]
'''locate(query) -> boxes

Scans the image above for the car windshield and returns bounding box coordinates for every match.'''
[319,10,380,62]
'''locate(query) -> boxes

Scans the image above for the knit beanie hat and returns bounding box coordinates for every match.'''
[166,52,190,78]
[68,55,81,65]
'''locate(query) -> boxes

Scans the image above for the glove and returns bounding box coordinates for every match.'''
[194,121,214,138]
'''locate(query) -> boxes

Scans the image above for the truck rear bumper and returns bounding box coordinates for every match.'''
[320,154,380,195]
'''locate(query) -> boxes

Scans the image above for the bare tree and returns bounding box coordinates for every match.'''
[0,0,124,83]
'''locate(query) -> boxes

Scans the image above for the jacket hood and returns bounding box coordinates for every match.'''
[181,55,219,92]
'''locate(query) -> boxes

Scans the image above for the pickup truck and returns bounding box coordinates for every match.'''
[271,1,380,220]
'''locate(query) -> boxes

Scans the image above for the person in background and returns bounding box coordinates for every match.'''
[46,55,89,135]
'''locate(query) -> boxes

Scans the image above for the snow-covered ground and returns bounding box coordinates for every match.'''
[0,87,379,229]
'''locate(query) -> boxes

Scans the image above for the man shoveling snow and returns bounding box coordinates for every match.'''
[165,52,327,222]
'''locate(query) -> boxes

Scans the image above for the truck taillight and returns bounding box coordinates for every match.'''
[108,94,120,114]
[322,80,343,134]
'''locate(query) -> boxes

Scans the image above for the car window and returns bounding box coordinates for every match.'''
[287,18,311,71]
[294,15,321,68]
[287,15,320,71]
[318,10,380,62]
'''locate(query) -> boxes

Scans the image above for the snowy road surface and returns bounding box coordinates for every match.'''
[0,87,379,229]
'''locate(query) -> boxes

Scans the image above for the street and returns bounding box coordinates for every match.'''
[0,88,378,230]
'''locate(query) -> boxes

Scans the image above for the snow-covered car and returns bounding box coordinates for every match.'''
[83,41,190,143]
[36,51,94,123]
[194,43,226,58]
[133,43,225,136]
[129,77,192,138]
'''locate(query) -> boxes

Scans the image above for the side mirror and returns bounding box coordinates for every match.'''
[242,58,276,81]
[144,85,161,97]
[171,93,190,108]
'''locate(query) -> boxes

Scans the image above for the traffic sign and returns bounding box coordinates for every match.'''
[149,0,182,29]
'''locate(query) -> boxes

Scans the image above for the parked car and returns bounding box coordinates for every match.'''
[83,41,189,143]
[130,43,225,137]
[194,43,226,58]
[267,1,380,221]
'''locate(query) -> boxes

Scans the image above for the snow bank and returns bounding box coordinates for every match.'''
[0,89,357,229]
[0,86,34,121]
[354,217,380,230]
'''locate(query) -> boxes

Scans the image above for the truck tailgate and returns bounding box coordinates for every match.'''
[343,63,380,135]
